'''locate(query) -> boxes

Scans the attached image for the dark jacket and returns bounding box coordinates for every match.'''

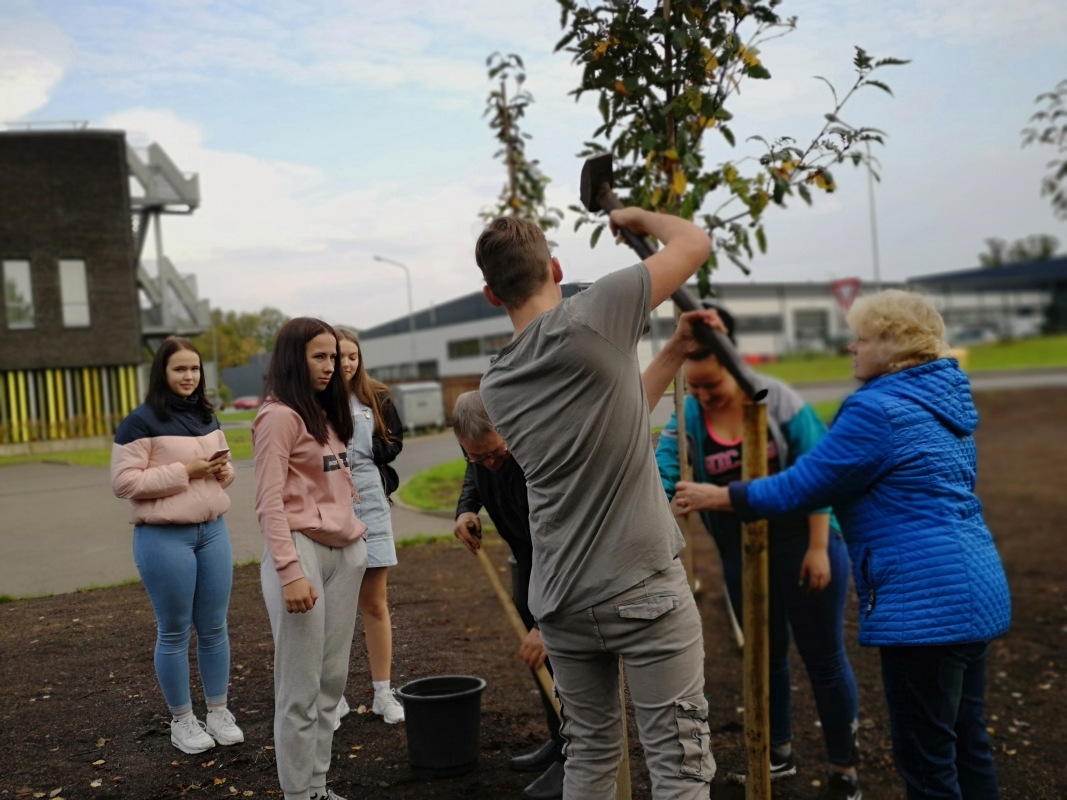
[371,393,403,497]
[456,454,532,559]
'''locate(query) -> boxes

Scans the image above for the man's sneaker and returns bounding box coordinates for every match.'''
[170,715,216,754]
[372,690,405,724]
[820,771,862,800]
[727,749,797,783]
[334,695,351,731]
[310,789,348,800]
[205,707,245,745]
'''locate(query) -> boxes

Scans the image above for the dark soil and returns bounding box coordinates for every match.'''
[2,388,1065,800]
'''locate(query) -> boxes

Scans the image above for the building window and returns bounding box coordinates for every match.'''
[58,259,91,327]
[448,338,481,359]
[734,314,784,334]
[3,259,35,329]
[447,333,513,359]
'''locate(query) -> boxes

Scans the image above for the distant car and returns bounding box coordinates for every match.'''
[233,396,262,410]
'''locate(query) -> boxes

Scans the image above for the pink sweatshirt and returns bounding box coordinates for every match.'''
[111,402,235,525]
[253,401,367,586]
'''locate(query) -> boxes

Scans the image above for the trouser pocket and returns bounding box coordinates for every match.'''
[675,694,716,780]
[616,592,679,620]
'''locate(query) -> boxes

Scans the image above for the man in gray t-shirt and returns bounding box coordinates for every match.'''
[477,209,717,799]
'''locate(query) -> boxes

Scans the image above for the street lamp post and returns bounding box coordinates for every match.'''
[373,255,418,380]
[826,114,882,291]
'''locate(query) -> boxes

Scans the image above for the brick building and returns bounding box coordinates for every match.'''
[0,130,143,444]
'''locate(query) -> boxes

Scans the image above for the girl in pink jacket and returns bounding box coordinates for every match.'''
[111,337,243,755]
[254,318,367,800]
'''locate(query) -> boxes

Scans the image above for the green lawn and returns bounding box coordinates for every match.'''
[397,458,468,511]
[758,333,1067,384]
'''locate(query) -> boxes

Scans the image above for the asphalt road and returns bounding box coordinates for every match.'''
[2,367,1063,598]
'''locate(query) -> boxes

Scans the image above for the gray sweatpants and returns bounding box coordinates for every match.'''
[261,533,367,800]
[538,559,714,799]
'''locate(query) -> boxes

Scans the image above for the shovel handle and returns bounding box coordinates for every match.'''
[592,182,767,402]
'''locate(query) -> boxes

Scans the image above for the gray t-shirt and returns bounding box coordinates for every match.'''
[480,263,685,620]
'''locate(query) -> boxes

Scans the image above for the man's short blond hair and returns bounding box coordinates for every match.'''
[475,216,552,309]
[846,289,950,374]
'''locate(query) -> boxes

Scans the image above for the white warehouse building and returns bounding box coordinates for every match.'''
[357,257,1065,418]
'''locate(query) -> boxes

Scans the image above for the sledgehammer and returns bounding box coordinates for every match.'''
[580,154,767,402]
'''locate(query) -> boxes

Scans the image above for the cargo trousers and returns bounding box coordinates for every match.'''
[538,559,714,799]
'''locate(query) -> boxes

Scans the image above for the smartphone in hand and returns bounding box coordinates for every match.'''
[210,448,230,461]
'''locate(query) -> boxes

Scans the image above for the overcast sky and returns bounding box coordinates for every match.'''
[2,0,1065,330]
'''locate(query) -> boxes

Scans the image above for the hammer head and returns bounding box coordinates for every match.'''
[580,154,615,213]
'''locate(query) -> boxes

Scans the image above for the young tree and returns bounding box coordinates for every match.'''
[555,0,906,293]
[1022,78,1067,221]
[480,52,564,234]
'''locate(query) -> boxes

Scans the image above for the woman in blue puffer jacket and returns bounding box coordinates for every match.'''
[678,290,1010,800]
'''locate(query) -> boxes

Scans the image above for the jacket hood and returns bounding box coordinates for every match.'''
[860,358,976,437]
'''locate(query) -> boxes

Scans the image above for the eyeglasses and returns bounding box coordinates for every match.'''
[464,444,509,465]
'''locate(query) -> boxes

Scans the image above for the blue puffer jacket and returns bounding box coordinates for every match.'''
[730,359,1011,646]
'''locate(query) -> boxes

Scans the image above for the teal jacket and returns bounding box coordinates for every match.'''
[656,375,834,545]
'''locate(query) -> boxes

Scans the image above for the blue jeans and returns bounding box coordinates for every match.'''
[718,530,859,766]
[880,642,999,800]
[133,517,234,715]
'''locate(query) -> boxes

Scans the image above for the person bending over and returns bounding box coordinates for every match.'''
[451,389,564,800]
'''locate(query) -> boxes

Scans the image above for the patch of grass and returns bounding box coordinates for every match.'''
[398,458,468,511]
[757,334,1067,385]
[812,399,843,424]
[220,409,259,422]
[397,533,457,547]
[964,334,1067,370]
[74,576,142,593]
[225,428,254,461]
[758,353,854,384]
[0,594,15,604]
[0,448,112,467]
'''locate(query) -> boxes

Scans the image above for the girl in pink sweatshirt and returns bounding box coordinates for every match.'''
[253,318,367,800]
[111,337,243,755]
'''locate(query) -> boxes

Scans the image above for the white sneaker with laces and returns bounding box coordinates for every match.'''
[372,690,405,724]
[334,695,351,731]
[206,707,245,745]
[171,714,216,754]
[310,789,348,800]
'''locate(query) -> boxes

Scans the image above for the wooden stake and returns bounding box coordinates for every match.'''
[474,546,559,717]
[616,660,632,800]
[475,545,632,800]
[673,335,699,594]
[741,401,770,800]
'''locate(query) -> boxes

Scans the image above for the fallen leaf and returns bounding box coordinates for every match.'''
[351,745,362,751]
[356,704,368,715]
[244,792,254,797]
[50,791,63,799]
[90,780,101,788]
[92,759,105,766]
[96,738,109,747]
[214,777,227,785]
[202,760,216,768]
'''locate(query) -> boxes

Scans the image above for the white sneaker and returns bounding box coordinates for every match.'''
[372,690,405,724]
[206,707,245,745]
[171,715,216,754]
[310,789,348,800]
[334,695,351,731]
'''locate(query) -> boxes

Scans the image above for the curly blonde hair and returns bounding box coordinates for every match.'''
[846,290,950,374]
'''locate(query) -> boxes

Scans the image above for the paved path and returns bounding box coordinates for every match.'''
[1,367,1063,598]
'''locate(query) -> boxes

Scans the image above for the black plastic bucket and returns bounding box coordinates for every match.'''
[397,675,487,778]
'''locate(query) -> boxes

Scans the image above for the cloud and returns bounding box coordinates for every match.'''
[0,48,64,122]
